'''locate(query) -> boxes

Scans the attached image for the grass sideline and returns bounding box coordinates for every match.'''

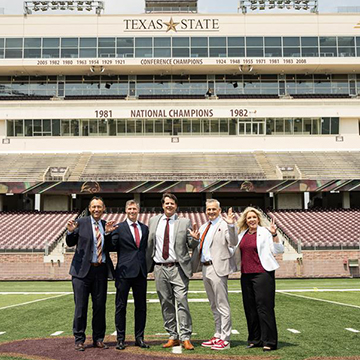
[0,278,359,360]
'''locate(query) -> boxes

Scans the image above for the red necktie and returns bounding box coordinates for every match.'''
[95,222,102,264]
[199,222,211,256]
[132,223,141,248]
[162,218,170,260]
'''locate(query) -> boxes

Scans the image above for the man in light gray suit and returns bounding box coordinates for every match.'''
[146,193,199,350]
[191,199,238,351]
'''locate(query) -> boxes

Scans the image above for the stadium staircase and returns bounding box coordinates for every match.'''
[67,152,92,182]
[259,208,302,261]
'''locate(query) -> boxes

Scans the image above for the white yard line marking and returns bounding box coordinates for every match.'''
[1,289,359,295]
[50,331,64,336]
[231,330,240,334]
[0,332,6,335]
[287,329,301,334]
[280,292,360,309]
[345,328,359,333]
[0,293,70,311]
[172,345,182,354]
[0,292,72,295]
[155,332,197,336]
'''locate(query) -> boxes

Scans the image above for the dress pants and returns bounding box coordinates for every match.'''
[241,271,278,349]
[115,272,147,342]
[154,264,192,341]
[72,263,108,344]
[202,264,232,341]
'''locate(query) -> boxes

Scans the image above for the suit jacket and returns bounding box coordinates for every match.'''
[111,220,149,279]
[191,218,239,277]
[66,216,115,280]
[236,225,284,272]
[146,214,199,278]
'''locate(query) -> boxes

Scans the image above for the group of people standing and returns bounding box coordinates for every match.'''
[66,193,284,352]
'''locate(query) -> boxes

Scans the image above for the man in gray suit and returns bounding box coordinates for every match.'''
[146,193,199,350]
[191,199,238,351]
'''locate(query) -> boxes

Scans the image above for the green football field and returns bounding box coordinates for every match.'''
[0,278,359,360]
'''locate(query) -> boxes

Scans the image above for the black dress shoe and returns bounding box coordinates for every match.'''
[247,343,262,349]
[75,343,85,351]
[116,340,126,350]
[135,338,150,349]
[93,341,109,349]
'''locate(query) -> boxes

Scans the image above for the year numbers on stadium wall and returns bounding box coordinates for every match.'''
[95,110,113,118]
[230,109,248,117]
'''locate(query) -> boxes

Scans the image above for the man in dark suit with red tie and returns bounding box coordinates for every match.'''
[109,199,150,350]
[66,197,115,352]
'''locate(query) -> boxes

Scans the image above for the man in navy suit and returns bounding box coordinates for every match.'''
[66,197,114,351]
[110,199,150,350]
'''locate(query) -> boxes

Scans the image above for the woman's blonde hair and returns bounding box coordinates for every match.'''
[236,206,264,233]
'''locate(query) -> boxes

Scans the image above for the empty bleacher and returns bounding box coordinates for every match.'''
[263,151,360,179]
[2,208,358,252]
[0,151,359,182]
[0,211,78,251]
[268,208,360,249]
[0,153,83,182]
[79,152,267,181]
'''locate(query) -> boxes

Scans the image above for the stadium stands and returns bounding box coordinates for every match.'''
[268,208,360,249]
[0,153,83,182]
[0,211,78,251]
[1,151,359,182]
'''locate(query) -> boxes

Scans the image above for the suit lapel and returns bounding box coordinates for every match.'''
[139,222,147,246]
[209,219,222,248]
[173,214,180,245]
[124,221,137,248]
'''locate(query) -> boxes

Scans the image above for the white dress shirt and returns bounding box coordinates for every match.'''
[126,218,142,244]
[200,216,221,263]
[154,214,177,263]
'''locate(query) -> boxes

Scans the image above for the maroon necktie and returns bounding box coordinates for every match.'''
[199,222,212,256]
[132,223,141,248]
[162,218,170,260]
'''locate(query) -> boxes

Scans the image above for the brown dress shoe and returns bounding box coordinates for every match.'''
[182,340,194,350]
[162,339,180,348]
[93,341,109,349]
[75,343,85,351]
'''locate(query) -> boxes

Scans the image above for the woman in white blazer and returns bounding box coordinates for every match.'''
[236,207,284,352]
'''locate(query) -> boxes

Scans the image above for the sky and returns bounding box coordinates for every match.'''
[0,0,359,15]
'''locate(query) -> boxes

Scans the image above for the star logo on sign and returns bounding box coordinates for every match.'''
[164,17,179,32]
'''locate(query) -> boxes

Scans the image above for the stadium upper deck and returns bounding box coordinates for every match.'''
[0,1,359,212]
[0,7,359,152]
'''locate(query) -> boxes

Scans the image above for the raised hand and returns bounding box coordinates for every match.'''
[268,217,277,235]
[105,220,118,233]
[67,219,78,232]
[223,207,235,224]
[188,223,200,240]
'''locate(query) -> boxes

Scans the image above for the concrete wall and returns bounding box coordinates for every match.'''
[42,195,69,211]
[277,193,303,210]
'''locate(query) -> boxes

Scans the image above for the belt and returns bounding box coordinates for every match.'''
[155,262,178,268]
[202,260,213,266]
[90,262,105,267]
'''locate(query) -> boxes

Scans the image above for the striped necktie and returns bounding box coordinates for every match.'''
[95,221,102,264]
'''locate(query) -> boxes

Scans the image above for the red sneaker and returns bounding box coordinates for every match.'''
[211,340,230,350]
[201,337,220,348]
